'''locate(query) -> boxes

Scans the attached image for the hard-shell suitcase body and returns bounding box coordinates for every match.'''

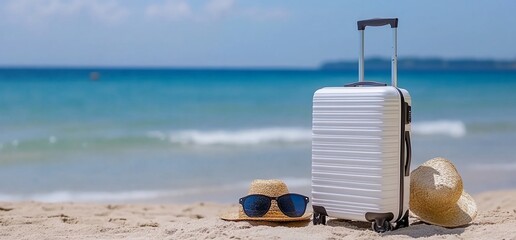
[311,18,412,232]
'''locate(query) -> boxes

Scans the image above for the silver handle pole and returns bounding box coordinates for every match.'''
[359,30,365,82]
[392,28,398,87]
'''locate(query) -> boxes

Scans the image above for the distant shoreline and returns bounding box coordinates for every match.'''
[320,57,516,71]
[1,58,516,71]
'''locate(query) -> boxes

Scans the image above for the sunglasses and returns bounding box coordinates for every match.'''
[239,193,309,218]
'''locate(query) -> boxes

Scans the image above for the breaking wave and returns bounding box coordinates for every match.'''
[469,163,516,171]
[0,178,311,203]
[411,120,466,138]
[146,121,467,147]
[147,128,312,145]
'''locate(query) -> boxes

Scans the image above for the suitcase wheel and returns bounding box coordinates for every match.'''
[312,212,326,225]
[372,220,393,233]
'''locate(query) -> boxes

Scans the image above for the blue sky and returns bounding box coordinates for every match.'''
[0,0,515,68]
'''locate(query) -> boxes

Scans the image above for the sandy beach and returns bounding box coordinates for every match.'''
[0,190,514,239]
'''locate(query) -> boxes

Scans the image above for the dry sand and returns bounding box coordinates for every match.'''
[1,190,515,239]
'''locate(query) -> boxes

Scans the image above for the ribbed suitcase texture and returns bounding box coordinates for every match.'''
[311,18,412,232]
[311,86,411,223]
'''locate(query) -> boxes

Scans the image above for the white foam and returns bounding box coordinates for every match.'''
[280,177,312,188]
[469,163,516,171]
[148,128,312,145]
[0,178,312,203]
[0,190,167,202]
[411,120,466,138]
[148,121,467,146]
[0,190,193,203]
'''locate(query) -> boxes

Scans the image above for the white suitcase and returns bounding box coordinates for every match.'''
[311,18,412,232]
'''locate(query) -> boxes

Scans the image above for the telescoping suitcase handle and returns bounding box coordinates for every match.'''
[357,18,398,87]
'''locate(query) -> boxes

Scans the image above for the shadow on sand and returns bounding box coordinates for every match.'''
[246,219,311,228]
[325,218,467,238]
[384,221,467,238]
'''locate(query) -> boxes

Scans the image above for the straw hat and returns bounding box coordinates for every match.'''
[220,179,311,222]
[410,157,477,227]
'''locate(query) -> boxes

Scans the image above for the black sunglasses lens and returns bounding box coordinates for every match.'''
[277,194,308,217]
[242,195,271,217]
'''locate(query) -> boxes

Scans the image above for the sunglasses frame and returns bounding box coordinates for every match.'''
[239,193,309,218]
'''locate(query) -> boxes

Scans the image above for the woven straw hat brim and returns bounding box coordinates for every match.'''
[411,190,477,228]
[220,211,311,222]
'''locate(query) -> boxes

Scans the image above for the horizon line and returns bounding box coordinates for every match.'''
[1,57,516,70]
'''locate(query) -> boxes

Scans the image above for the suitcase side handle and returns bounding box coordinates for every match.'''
[357,18,398,87]
[404,131,411,177]
[344,81,387,87]
[357,18,398,30]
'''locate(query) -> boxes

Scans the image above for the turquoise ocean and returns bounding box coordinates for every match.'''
[1,69,515,203]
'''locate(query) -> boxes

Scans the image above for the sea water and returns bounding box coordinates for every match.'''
[0,68,515,203]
